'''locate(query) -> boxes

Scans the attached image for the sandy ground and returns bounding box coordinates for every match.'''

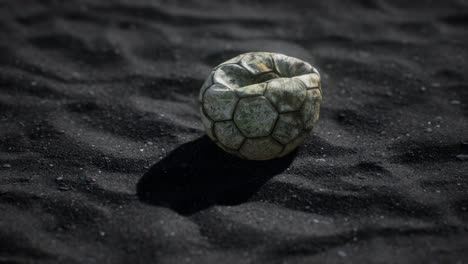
[0,0,467,263]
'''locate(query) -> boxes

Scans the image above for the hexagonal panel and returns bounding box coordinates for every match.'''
[214,121,245,150]
[203,84,238,121]
[301,89,322,130]
[265,78,306,112]
[199,71,214,102]
[240,52,274,75]
[235,83,266,98]
[213,64,252,89]
[272,112,303,144]
[240,137,284,160]
[272,53,313,77]
[200,106,216,141]
[294,73,320,89]
[233,96,278,137]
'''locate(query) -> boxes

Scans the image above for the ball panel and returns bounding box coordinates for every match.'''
[203,84,238,121]
[254,72,280,84]
[213,64,252,89]
[272,54,315,77]
[214,121,245,150]
[271,53,290,77]
[233,96,278,137]
[198,71,214,102]
[278,132,309,157]
[289,60,314,76]
[200,106,216,141]
[272,112,303,144]
[240,137,284,160]
[239,52,274,75]
[301,89,322,130]
[293,73,320,90]
[265,78,306,113]
[215,54,244,69]
[216,142,240,156]
[235,83,266,98]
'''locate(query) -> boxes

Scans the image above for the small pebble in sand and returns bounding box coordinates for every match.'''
[55,176,64,181]
[425,128,433,133]
[2,164,11,168]
[337,250,347,257]
[450,100,461,105]
[420,86,427,92]
[456,154,468,161]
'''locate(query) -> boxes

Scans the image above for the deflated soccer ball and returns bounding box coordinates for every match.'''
[199,52,322,160]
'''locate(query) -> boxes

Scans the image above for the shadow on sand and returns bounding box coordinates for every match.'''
[136,136,295,215]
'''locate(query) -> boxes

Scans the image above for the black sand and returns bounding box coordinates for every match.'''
[1,0,467,263]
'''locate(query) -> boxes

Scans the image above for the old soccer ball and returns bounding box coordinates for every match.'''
[199,52,322,160]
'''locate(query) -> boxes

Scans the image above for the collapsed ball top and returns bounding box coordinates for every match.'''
[200,52,320,101]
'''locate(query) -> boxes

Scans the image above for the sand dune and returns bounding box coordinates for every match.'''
[0,0,467,263]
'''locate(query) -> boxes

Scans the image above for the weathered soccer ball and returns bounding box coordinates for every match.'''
[199,52,322,160]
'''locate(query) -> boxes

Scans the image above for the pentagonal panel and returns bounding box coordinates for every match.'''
[294,73,320,89]
[199,71,214,102]
[213,64,252,89]
[240,52,274,75]
[278,132,309,157]
[200,106,216,141]
[272,53,314,77]
[301,89,322,130]
[239,137,283,160]
[214,121,245,150]
[272,112,303,144]
[235,83,266,98]
[265,78,306,112]
[203,84,238,121]
[233,96,278,137]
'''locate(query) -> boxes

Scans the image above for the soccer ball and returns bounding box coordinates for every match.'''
[199,52,322,160]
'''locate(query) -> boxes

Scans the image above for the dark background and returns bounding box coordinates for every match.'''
[0,0,467,263]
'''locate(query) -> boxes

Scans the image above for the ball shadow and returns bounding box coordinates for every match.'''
[136,136,296,215]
